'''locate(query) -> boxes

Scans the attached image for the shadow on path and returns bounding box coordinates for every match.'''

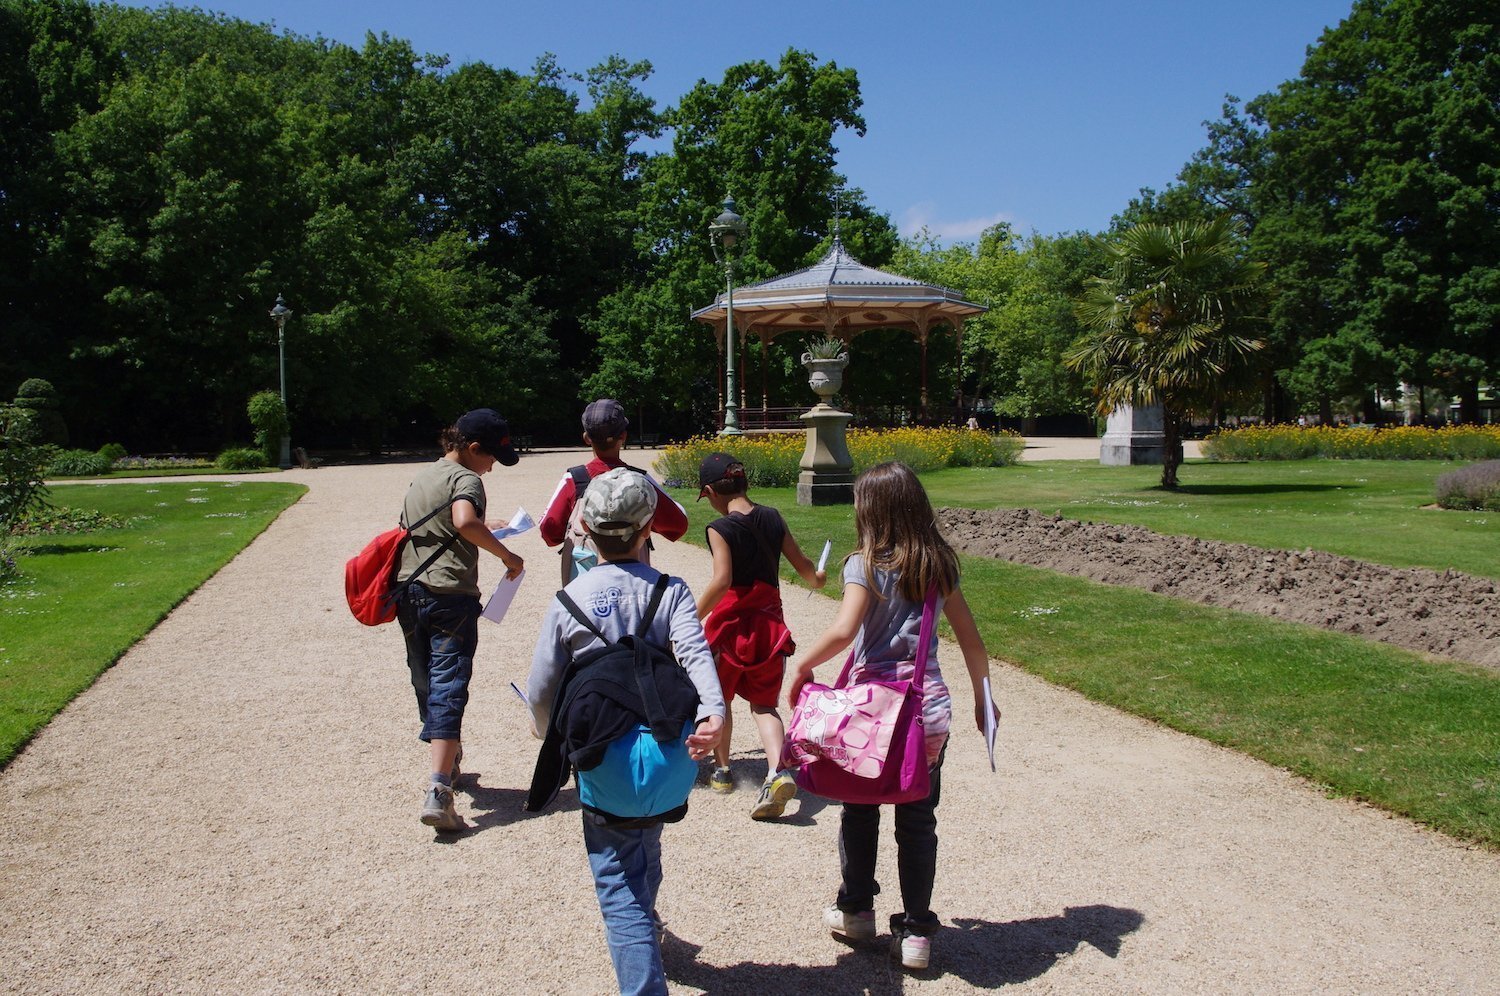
[665,903,1144,992]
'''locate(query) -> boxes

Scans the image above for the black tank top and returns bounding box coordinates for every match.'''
[705,505,786,588]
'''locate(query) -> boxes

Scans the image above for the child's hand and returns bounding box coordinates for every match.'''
[975,697,1000,732]
[813,569,827,589]
[787,663,815,710]
[499,548,524,580]
[686,715,724,759]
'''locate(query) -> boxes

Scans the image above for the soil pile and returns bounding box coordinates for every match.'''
[937,506,1500,669]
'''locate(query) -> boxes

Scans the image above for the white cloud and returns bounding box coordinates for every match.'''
[898,201,1020,242]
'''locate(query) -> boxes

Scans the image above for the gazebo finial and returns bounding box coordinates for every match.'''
[831,190,845,245]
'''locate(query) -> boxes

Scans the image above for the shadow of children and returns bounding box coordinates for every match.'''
[942,904,1146,987]
[666,931,915,996]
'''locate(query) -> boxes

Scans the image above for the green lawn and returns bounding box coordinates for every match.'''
[666,466,1500,848]
[0,481,305,765]
[920,458,1500,580]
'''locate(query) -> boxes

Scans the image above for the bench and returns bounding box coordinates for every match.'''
[634,433,661,448]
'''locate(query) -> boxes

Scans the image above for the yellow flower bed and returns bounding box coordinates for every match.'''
[1202,424,1500,461]
[655,427,1024,488]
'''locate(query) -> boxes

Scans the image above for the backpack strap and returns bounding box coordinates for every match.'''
[555,573,671,645]
[569,465,592,499]
[390,499,460,600]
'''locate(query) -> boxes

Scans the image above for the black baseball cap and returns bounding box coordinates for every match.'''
[697,452,745,499]
[456,408,520,466]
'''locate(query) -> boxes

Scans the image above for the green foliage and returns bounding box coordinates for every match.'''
[586,50,897,432]
[890,225,1099,420]
[246,391,287,466]
[214,447,266,471]
[1150,2,1500,421]
[0,481,305,766]
[45,448,111,476]
[8,377,68,446]
[96,442,127,462]
[1067,217,1265,488]
[0,403,53,537]
[1435,461,1500,512]
[1203,425,1500,462]
[13,505,124,534]
[803,336,847,360]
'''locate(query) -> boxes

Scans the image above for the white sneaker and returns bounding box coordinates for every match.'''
[823,906,876,942]
[892,929,931,970]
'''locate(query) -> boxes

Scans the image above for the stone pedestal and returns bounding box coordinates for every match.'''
[797,404,855,505]
[1100,404,1166,465]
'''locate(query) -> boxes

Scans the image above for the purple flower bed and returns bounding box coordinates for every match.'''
[1435,460,1500,511]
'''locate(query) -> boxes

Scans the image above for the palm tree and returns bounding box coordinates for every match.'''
[1066,216,1265,489]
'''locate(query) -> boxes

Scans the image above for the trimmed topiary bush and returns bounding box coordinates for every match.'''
[247,391,289,466]
[97,442,128,463]
[10,378,69,447]
[1435,460,1500,511]
[47,448,112,476]
[215,447,267,471]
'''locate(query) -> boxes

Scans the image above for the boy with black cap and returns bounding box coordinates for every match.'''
[539,398,688,584]
[695,452,826,819]
[528,467,724,995]
[397,408,524,832]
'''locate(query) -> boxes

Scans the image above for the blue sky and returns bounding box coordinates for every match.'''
[126,0,1354,240]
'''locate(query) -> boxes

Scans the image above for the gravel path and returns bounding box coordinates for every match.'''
[3,453,1499,994]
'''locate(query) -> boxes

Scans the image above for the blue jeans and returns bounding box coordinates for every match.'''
[582,817,666,996]
[836,752,945,936]
[397,582,479,742]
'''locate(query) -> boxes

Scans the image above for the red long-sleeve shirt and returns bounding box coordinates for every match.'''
[538,456,688,548]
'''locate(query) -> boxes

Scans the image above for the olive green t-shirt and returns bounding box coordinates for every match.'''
[398,458,486,596]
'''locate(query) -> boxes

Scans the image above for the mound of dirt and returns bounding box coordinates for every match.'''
[937,506,1500,669]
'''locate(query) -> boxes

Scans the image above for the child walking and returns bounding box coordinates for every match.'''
[528,468,724,996]
[787,461,999,971]
[693,453,826,819]
[396,409,525,832]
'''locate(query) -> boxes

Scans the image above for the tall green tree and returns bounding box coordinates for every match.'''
[1068,218,1265,489]
[584,49,896,432]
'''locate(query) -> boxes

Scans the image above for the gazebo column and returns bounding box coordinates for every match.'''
[758,329,771,414]
[954,319,965,414]
[738,319,749,414]
[917,317,932,423]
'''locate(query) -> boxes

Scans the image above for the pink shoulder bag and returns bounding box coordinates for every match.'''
[782,585,937,805]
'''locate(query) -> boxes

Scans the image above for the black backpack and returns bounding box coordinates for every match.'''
[525,575,701,826]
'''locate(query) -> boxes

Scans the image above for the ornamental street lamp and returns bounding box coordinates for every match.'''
[709,195,748,436]
[269,293,292,469]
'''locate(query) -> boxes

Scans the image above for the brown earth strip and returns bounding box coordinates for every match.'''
[937,506,1500,669]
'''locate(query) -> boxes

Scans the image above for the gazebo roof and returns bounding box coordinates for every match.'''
[691,238,986,338]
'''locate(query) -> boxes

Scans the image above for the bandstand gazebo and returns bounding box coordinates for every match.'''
[691,236,988,427]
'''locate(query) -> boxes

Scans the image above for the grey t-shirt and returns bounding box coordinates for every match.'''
[398,458,486,596]
[842,553,946,673]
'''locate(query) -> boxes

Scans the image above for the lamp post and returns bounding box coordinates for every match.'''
[709,195,748,436]
[269,293,292,469]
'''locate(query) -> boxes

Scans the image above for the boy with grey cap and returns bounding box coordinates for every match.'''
[528,468,724,996]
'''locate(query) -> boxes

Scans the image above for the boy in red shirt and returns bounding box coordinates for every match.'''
[695,453,826,819]
[539,399,688,584]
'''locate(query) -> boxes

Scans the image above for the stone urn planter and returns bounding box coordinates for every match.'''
[800,351,849,406]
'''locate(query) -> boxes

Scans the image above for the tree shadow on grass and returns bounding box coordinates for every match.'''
[665,903,1144,992]
[21,543,123,556]
[1173,483,1351,496]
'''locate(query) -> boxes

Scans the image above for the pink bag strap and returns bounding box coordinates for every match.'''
[833,582,939,689]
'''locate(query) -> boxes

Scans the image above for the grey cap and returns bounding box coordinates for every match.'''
[580,467,657,537]
[582,398,629,440]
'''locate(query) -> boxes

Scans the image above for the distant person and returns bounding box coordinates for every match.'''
[397,409,524,832]
[693,453,826,818]
[539,398,688,584]
[965,415,980,431]
[788,461,999,972]
[527,468,724,996]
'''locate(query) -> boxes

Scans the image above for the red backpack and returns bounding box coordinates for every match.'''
[344,501,455,626]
